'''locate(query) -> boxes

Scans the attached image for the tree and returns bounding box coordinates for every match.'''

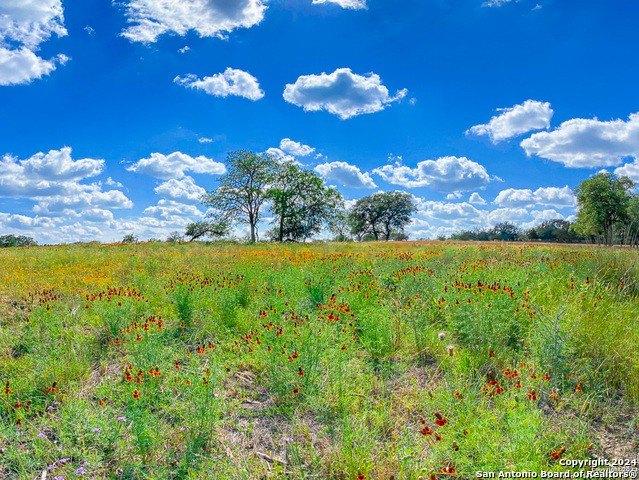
[204,151,276,243]
[267,163,342,242]
[625,196,639,247]
[184,220,229,242]
[327,205,352,242]
[526,219,583,243]
[121,234,138,243]
[573,173,635,245]
[166,231,183,243]
[0,235,37,248]
[349,192,416,241]
[488,222,520,241]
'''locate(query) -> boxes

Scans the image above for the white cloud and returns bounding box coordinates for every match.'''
[312,0,367,9]
[482,0,515,6]
[521,112,639,168]
[0,147,106,197]
[127,151,226,180]
[494,186,576,208]
[373,156,492,191]
[283,68,407,120]
[446,191,463,200]
[143,199,204,219]
[314,161,377,188]
[19,146,104,181]
[279,138,315,157]
[154,176,207,202]
[120,0,267,43]
[175,68,264,101]
[198,137,213,144]
[104,177,124,188]
[33,189,133,214]
[265,147,297,165]
[467,100,553,143]
[0,1,68,86]
[0,0,66,48]
[614,161,639,183]
[468,192,486,205]
[0,46,66,85]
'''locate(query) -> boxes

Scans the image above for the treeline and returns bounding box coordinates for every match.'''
[449,220,586,243]
[447,173,639,246]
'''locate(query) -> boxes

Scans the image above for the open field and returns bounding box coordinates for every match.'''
[1,242,638,479]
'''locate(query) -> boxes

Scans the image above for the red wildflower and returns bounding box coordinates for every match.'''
[434,412,448,427]
[132,389,141,400]
[421,425,434,436]
[550,446,566,461]
[440,464,457,476]
[527,389,538,401]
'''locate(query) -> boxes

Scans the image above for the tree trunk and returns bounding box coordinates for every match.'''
[278,213,285,242]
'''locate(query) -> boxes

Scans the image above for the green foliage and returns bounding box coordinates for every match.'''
[204,150,276,243]
[574,172,635,244]
[349,191,416,240]
[0,234,36,248]
[267,162,342,242]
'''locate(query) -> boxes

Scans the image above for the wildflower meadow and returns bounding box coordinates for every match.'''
[0,241,637,479]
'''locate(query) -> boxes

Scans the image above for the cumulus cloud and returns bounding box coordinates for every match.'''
[614,161,639,183]
[467,100,553,143]
[0,147,107,197]
[175,68,264,101]
[279,138,315,157]
[0,1,68,86]
[127,151,226,180]
[314,161,377,188]
[312,0,367,9]
[265,147,297,165]
[32,189,133,214]
[283,68,407,120]
[373,156,492,191]
[0,0,66,48]
[154,176,207,202]
[521,112,639,168]
[468,192,486,205]
[120,0,267,43]
[143,199,204,219]
[494,186,577,208]
[0,47,67,85]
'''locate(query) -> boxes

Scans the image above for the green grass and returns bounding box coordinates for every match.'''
[0,241,637,479]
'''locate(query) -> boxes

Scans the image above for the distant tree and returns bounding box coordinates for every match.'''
[184,220,229,242]
[166,231,183,243]
[204,151,276,243]
[267,163,342,242]
[121,234,138,244]
[573,173,634,245]
[327,206,352,242]
[488,222,521,241]
[349,192,416,241]
[0,234,37,248]
[526,219,582,243]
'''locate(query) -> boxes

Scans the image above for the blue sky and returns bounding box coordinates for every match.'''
[1,0,639,242]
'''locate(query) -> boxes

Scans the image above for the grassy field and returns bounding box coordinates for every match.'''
[0,242,638,479]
